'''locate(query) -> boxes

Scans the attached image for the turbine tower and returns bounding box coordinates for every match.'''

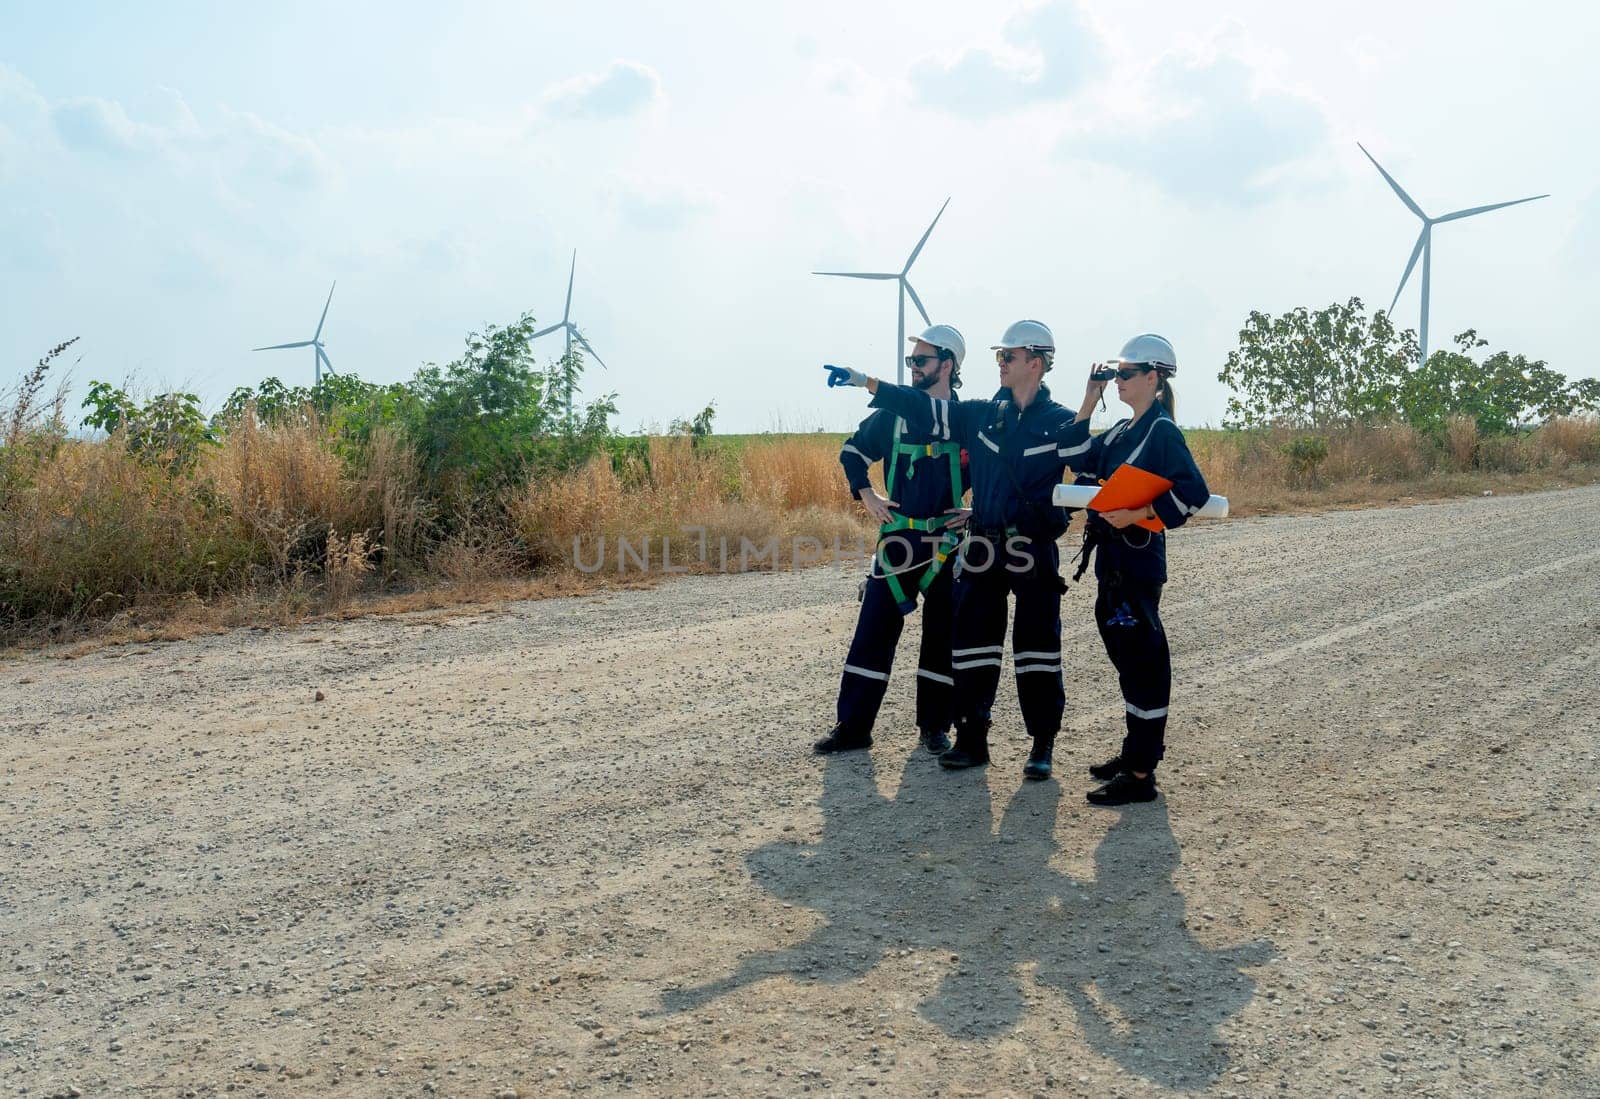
[1359,144,1546,364]
[815,197,950,384]
[252,282,338,385]
[531,250,608,416]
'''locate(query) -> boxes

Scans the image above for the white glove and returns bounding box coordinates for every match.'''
[824,364,870,389]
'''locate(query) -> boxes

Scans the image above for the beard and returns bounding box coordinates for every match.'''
[912,369,940,391]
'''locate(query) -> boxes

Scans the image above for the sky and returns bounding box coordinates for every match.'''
[3,0,1596,433]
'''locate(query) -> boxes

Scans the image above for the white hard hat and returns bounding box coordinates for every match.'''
[910,324,966,368]
[1116,333,1177,373]
[991,319,1054,351]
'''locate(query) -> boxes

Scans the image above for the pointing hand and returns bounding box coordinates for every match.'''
[824,364,869,389]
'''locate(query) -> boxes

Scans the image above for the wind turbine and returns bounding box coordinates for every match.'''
[1359,144,1546,364]
[531,250,608,417]
[815,197,950,384]
[252,282,338,385]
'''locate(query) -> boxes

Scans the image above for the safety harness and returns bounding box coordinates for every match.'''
[874,416,964,612]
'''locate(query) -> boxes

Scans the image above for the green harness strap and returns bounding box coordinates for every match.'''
[875,417,965,610]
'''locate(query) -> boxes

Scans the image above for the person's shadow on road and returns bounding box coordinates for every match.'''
[660,750,1274,1090]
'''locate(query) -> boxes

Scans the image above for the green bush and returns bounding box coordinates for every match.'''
[210,310,620,515]
[1280,434,1329,488]
[81,382,216,475]
[1398,330,1595,437]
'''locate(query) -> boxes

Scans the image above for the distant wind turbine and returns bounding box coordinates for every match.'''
[252,282,338,385]
[531,250,608,416]
[1359,144,1547,364]
[815,197,950,384]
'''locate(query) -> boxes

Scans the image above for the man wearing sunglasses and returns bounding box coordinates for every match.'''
[823,319,1083,781]
[816,324,972,756]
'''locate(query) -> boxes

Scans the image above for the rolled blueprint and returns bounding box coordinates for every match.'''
[1052,482,1230,519]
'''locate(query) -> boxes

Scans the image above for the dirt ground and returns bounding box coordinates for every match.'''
[3,487,1598,1098]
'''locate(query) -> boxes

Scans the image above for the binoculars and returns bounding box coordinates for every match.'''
[1089,364,1118,382]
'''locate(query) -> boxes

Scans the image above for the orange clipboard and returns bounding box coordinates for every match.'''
[1088,464,1173,532]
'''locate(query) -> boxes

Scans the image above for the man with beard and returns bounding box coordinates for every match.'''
[816,324,971,756]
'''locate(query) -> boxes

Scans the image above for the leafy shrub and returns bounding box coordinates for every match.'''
[81,382,216,474]
[1280,435,1329,487]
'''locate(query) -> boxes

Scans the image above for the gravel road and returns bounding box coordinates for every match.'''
[3,487,1599,1097]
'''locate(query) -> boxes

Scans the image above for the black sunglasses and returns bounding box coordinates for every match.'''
[904,354,943,369]
[1114,364,1155,381]
[996,349,1041,365]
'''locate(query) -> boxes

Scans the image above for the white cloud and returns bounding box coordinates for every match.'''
[538,60,664,121]
[51,96,163,155]
[1066,51,1329,204]
[0,64,45,115]
[213,107,331,189]
[911,1,1104,117]
[42,89,331,191]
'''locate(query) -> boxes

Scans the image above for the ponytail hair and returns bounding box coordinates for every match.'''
[1157,376,1176,419]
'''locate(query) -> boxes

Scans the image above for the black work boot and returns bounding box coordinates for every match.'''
[1087,770,1158,805]
[938,719,990,770]
[1088,754,1127,781]
[919,727,952,755]
[1023,736,1055,781]
[814,723,872,754]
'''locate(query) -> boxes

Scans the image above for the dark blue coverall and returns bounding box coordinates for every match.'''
[867,382,1082,742]
[1059,404,1210,772]
[834,397,970,738]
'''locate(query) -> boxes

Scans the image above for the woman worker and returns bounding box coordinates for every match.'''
[825,320,1084,781]
[1059,333,1210,806]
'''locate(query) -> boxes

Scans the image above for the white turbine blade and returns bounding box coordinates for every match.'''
[574,331,608,370]
[531,324,563,338]
[813,271,898,279]
[1389,229,1427,314]
[903,278,932,327]
[317,345,334,376]
[252,340,313,351]
[903,196,951,273]
[564,251,576,322]
[1358,143,1427,221]
[1434,194,1549,223]
[314,281,336,340]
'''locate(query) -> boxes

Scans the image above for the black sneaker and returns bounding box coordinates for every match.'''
[815,723,872,754]
[1023,738,1054,782]
[1086,771,1158,806]
[1088,754,1127,781]
[919,728,952,755]
[938,719,990,769]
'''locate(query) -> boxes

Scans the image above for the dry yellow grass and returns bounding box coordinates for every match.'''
[6,415,1599,651]
[509,435,870,579]
[1188,417,1600,516]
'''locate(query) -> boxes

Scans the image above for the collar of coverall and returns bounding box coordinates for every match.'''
[989,383,1052,407]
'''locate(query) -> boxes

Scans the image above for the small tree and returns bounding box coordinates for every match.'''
[1572,377,1600,414]
[81,382,216,474]
[405,313,616,506]
[669,402,717,442]
[1219,298,1416,428]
